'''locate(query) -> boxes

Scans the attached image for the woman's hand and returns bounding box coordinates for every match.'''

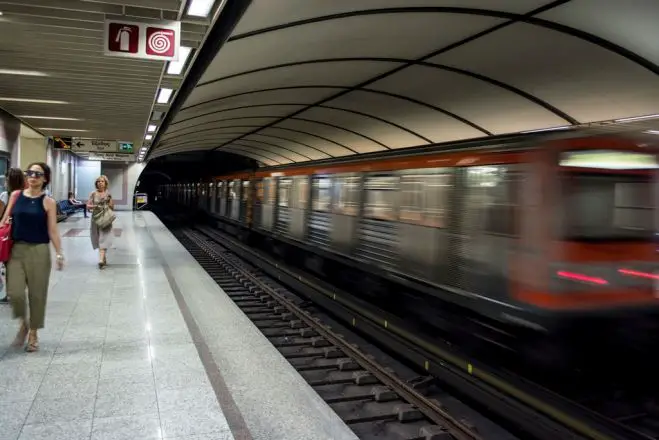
[55,254,64,271]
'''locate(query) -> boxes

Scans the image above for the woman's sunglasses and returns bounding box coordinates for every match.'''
[25,170,44,178]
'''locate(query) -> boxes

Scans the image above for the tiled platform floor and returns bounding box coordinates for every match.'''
[0,213,232,440]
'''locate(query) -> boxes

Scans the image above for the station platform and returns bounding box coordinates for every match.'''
[0,211,357,440]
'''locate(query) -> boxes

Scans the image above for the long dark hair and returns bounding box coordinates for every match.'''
[26,162,51,189]
[6,167,25,193]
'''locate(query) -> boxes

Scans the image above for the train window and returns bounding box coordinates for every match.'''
[400,170,451,227]
[333,175,360,216]
[311,177,331,211]
[464,166,520,236]
[561,173,653,240]
[363,176,398,221]
[278,178,292,207]
[263,178,276,204]
[255,180,264,203]
[296,177,309,210]
[242,180,250,202]
[228,181,236,200]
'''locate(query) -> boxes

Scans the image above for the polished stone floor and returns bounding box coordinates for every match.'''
[0,213,232,440]
[0,211,357,440]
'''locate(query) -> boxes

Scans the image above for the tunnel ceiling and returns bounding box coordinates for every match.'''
[152,0,659,166]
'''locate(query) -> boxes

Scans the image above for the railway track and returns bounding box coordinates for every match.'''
[171,224,510,440]
[159,208,658,440]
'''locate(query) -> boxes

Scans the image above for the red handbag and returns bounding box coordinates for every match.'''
[0,191,20,263]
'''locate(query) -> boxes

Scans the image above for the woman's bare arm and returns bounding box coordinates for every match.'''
[0,191,18,225]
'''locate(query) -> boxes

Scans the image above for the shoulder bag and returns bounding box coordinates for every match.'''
[93,195,116,230]
[0,191,21,263]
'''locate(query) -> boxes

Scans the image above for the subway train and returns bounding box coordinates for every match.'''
[162,134,659,362]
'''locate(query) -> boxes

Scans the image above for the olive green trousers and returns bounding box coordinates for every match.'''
[8,242,52,329]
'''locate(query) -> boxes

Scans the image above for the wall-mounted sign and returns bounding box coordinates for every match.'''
[53,136,72,149]
[88,152,136,162]
[71,138,118,152]
[118,142,134,153]
[104,19,181,61]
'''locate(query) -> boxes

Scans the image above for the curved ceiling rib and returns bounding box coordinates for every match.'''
[170,103,433,142]
[228,6,659,74]
[179,86,491,134]
[165,115,393,149]
[197,58,578,124]
[152,1,659,165]
[158,135,308,162]
[161,123,360,154]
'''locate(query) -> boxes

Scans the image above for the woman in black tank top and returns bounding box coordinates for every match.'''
[0,163,64,352]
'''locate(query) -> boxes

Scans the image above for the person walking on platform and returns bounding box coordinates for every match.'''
[87,175,115,269]
[1,162,64,352]
[0,168,26,304]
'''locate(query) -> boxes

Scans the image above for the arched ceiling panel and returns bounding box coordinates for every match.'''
[174,88,337,121]
[245,133,331,160]
[275,119,388,154]
[299,106,429,148]
[151,2,659,165]
[187,61,400,107]
[230,1,547,35]
[369,65,571,135]
[222,145,292,165]
[431,23,659,121]
[170,105,307,130]
[260,127,355,157]
[162,117,281,141]
[229,138,312,162]
[200,11,506,81]
[214,146,278,166]
[538,0,659,67]
[325,90,485,143]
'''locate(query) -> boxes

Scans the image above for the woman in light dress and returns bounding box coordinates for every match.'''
[87,175,114,269]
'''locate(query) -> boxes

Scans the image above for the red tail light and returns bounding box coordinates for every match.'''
[618,268,659,280]
[557,271,609,285]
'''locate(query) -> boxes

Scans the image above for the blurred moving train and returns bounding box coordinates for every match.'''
[162,135,659,358]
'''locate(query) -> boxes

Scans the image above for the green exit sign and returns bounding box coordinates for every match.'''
[118,142,133,153]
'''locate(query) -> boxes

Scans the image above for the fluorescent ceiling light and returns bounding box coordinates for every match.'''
[615,114,659,123]
[187,0,214,17]
[18,115,81,121]
[167,46,192,75]
[0,97,68,104]
[145,134,153,140]
[0,69,48,77]
[645,130,659,135]
[38,128,88,132]
[521,125,571,134]
[147,124,157,132]
[156,88,173,104]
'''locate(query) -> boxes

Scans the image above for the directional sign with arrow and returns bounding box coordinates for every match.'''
[71,138,119,153]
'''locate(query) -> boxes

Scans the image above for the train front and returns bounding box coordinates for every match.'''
[517,136,659,355]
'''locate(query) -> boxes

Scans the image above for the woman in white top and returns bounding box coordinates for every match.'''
[87,175,114,268]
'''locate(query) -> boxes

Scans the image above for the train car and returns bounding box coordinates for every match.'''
[164,135,659,360]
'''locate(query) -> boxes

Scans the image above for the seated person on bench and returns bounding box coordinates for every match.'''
[68,191,87,217]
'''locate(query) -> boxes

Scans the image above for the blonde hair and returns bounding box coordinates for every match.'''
[95,175,110,190]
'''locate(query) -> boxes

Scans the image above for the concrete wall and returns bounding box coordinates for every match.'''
[101,162,145,210]
[76,159,101,202]
[0,110,20,167]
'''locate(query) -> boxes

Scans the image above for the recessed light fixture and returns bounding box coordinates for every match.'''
[167,46,192,75]
[615,114,659,123]
[18,115,81,121]
[147,124,157,132]
[37,128,88,132]
[145,134,153,140]
[187,0,214,17]
[0,97,68,104]
[0,69,48,77]
[156,88,173,104]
